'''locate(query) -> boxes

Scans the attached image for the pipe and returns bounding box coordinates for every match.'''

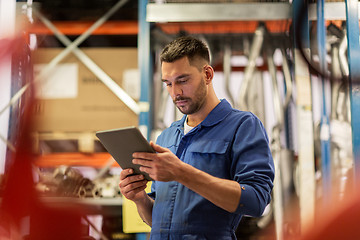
[281,49,293,110]
[223,44,234,106]
[236,25,265,110]
[339,29,349,77]
[267,48,283,128]
[330,44,342,121]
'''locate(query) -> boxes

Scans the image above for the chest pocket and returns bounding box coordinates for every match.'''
[186,139,230,178]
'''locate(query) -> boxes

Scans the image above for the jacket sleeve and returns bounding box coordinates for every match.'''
[231,114,275,217]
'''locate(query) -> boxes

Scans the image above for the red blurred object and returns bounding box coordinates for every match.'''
[298,190,360,240]
[0,36,84,239]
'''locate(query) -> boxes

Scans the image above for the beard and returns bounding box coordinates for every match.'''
[173,77,207,115]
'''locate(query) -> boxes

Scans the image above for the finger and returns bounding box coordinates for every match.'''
[139,165,152,174]
[120,174,145,188]
[123,184,147,199]
[121,179,147,196]
[119,174,146,189]
[150,141,168,153]
[133,158,153,167]
[132,151,155,160]
[120,168,134,180]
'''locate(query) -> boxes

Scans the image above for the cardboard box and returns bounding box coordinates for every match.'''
[32,48,139,132]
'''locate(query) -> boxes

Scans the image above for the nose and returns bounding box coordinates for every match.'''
[169,84,182,98]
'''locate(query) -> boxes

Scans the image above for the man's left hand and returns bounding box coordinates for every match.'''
[132,141,185,182]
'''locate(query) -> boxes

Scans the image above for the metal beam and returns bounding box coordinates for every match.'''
[147,2,360,23]
[309,2,360,21]
[28,20,138,35]
[147,3,291,22]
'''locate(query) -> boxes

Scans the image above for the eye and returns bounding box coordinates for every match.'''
[178,78,188,84]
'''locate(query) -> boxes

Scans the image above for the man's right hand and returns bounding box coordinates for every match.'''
[119,168,148,202]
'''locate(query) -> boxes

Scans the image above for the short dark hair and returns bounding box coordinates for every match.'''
[160,36,210,67]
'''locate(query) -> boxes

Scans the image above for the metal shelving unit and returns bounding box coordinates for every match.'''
[0,1,149,240]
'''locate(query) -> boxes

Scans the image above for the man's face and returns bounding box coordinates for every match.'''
[161,57,207,115]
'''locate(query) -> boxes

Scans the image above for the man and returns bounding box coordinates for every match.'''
[119,36,274,239]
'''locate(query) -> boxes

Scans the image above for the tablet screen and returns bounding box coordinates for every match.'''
[96,126,154,181]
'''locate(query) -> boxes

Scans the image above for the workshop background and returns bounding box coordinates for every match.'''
[1,0,360,239]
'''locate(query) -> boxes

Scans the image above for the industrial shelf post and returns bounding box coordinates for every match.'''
[293,0,316,233]
[136,0,152,239]
[345,0,360,185]
[138,0,152,140]
[317,0,332,200]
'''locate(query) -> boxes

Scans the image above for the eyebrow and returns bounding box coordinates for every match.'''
[162,74,190,83]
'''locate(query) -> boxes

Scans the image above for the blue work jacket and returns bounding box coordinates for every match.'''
[149,99,274,240]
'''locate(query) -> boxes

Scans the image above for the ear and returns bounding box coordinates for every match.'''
[203,65,214,85]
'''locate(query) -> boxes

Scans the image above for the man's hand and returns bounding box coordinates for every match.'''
[118,168,154,226]
[132,141,242,213]
[119,168,148,202]
[132,141,185,182]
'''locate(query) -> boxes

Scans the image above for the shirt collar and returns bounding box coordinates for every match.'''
[175,99,232,130]
[199,99,232,127]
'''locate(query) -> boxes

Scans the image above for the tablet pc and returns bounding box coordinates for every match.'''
[96,126,155,181]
